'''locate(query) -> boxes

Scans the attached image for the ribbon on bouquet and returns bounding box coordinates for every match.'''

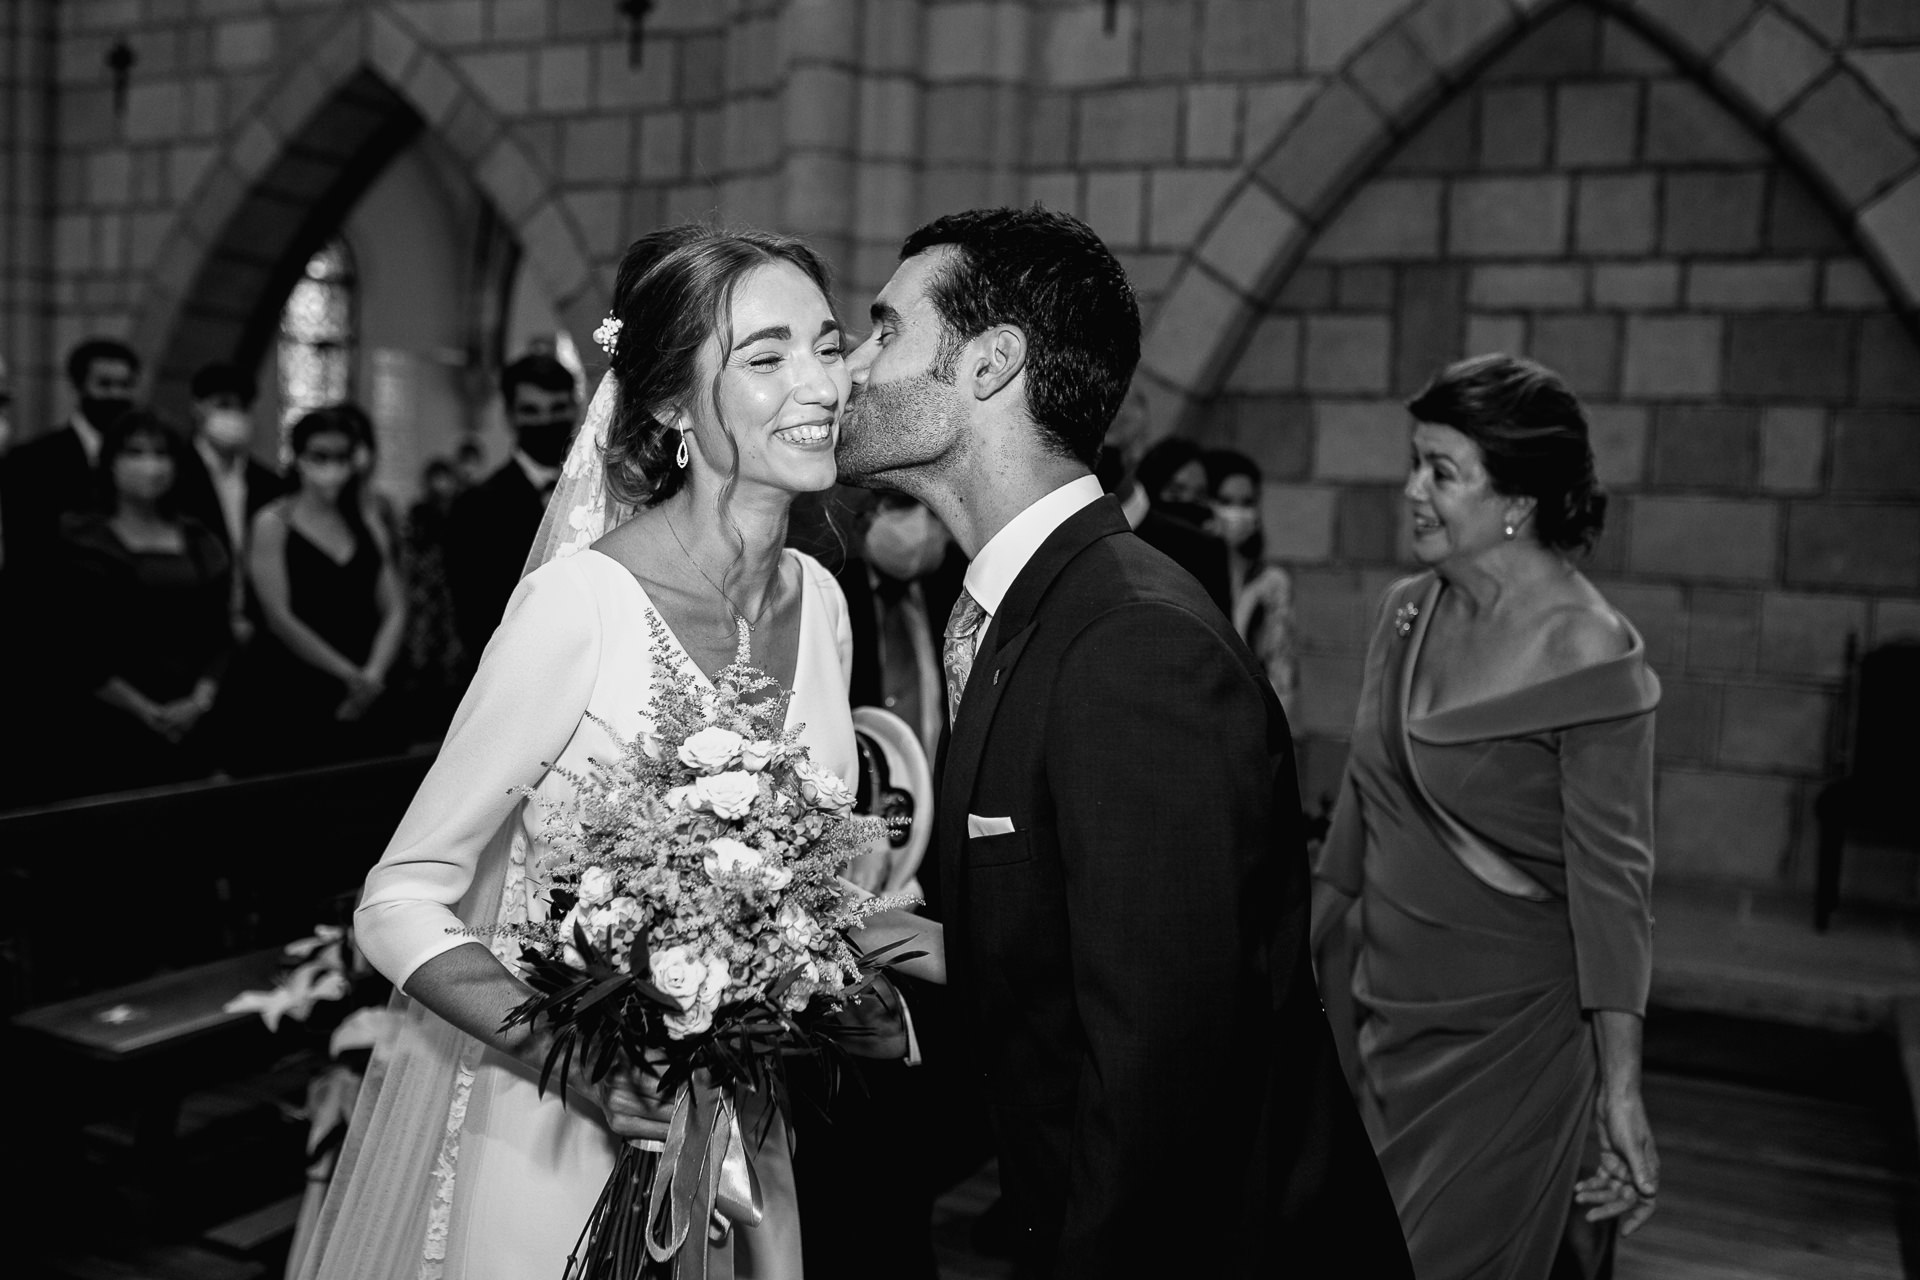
[645,1072,764,1279]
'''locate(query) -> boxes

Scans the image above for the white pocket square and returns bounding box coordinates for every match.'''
[967,813,1016,838]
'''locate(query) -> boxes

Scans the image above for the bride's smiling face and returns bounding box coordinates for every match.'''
[679,261,848,498]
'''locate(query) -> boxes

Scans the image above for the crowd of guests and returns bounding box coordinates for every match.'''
[0,339,592,810]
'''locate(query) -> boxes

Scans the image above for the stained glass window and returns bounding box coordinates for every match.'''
[277,238,356,435]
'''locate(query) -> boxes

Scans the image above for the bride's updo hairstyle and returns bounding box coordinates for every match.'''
[600,224,835,509]
[1406,353,1608,555]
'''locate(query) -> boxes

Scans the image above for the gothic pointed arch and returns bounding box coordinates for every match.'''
[1136,0,1920,435]
[127,9,595,410]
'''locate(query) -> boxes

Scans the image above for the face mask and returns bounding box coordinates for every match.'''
[865,505,948,581]
[201,408,252,451]
[114,453,173,502]
[517,418,575,468]
[299,458,353,496]
[1211,503,1259,550]
[80,396,134,430]
[1156,499,1213,531]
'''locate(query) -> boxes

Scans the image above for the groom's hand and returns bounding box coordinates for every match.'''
[829,974,909,1060]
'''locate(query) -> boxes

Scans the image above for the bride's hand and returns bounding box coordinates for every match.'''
[594,1057,674,1147]
[847,905,946,986]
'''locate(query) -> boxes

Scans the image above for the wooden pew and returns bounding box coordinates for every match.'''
[0,747,435,1010]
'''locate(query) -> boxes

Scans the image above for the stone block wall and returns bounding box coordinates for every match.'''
[3,0,1919,901]
[1198,4,1920,896]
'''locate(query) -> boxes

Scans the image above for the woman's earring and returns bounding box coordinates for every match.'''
[675,435,689,469]
[1503,522,1517,540]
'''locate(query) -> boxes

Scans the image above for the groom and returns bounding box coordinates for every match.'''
[836,207,1411,1277]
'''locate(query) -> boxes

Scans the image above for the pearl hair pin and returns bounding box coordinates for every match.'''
[593,315,623,356]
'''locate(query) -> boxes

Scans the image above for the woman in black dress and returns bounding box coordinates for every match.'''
[58,410,232,794]
[242,406,407,770]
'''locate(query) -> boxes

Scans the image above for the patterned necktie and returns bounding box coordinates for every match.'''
[942,589,987,721]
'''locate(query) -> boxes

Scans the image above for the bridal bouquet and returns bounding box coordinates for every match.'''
[501,614,910,1280]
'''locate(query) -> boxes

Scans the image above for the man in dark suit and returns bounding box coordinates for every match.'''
[0,337,140,575]
[171,362,283,637]
[836,207,1409,1278]
[0,337,140,806]
[445,352,578,664]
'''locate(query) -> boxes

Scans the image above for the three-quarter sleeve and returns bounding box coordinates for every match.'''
[355,561,601,989]
[1560,710,1656,1014]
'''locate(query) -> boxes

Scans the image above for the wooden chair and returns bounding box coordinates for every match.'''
[1814,638,1920,931]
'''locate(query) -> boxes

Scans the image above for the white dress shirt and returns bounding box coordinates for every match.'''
[960,474,1104,655]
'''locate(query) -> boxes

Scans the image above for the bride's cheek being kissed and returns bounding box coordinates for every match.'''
[681,259,851,499]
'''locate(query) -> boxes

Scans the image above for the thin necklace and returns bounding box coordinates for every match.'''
[663,511,774,634]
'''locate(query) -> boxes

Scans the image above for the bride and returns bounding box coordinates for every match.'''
[293,225,938,1280]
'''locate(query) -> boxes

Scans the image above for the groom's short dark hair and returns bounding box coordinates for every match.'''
[901,206,1140,468]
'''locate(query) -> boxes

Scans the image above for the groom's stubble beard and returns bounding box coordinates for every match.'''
[835,370,960,488]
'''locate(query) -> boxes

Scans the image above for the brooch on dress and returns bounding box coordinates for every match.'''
[1394,600,1420,637]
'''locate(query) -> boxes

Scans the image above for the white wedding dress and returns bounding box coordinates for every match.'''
[297,545,854,1280]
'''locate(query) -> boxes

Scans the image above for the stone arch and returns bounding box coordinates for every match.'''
[129,8,596,409]
[1136,0,1920,436]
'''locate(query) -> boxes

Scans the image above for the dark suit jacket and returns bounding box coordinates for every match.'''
[937,495,1409,1278]
[1135,506,1233,616]
[446,459,546,662]
[170,441,284,555]
[1,424,100,574]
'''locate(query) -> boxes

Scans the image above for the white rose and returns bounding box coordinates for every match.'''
[662,784,699,814]
[761,861,793,891]
[739,740,778,772]
[648,945,707,1008]
[664,1000,716,1039]
[679,726,746,773]
[794,760,856,813]
[576,865,615,908]
[695,771,760,820]
[703,837,764,880]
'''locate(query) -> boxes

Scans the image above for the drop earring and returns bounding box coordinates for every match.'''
[676,434,689,469]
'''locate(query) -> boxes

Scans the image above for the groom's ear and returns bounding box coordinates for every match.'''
[967,325,1027,402]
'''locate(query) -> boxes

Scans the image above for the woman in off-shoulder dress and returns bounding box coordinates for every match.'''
[1313,356,1661,1280]
[293,226,934,1280]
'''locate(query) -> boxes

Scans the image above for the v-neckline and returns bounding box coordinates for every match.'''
[287,516,360,569]
[584,547,808,721]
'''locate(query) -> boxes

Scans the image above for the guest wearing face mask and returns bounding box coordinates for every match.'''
[1,339,142,805]
[1,337,141,578]
[446,353,578,667]
[1203,448,1299,719]
[238,406,408,772]
[835,491,963,772]
[172,362,285,641]
[55,410,232,796]
[1108,437,1233,616]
